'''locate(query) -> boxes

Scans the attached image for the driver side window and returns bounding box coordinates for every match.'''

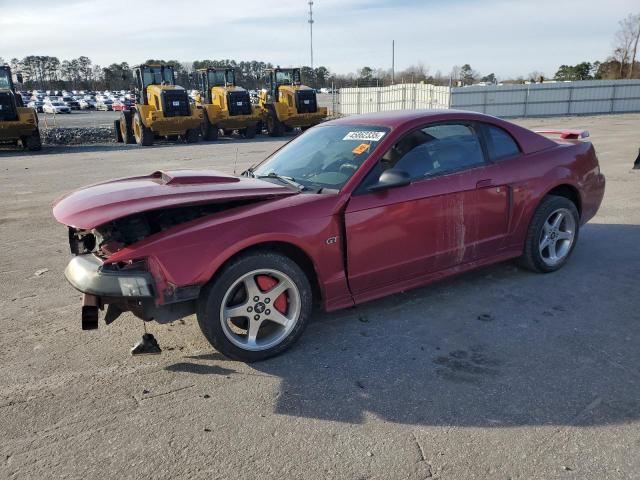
[380,122,486,180]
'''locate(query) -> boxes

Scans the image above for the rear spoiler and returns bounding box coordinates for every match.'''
[534,129,590,140]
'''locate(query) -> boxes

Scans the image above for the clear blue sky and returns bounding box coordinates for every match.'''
[1,0,637,79]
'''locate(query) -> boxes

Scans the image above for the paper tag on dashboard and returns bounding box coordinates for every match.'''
[352,143,371,155]
[343,131,385,141]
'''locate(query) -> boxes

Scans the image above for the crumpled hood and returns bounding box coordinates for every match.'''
[53,170,297,229]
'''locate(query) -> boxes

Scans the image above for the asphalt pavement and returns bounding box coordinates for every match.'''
[0,114,639,479]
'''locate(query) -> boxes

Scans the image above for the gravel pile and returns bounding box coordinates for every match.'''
[41,126,116,145]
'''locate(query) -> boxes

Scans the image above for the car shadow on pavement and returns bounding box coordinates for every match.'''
[168,223,640,427]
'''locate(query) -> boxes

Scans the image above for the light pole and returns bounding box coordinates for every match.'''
[308,1,314,71]
[391,39,395,85]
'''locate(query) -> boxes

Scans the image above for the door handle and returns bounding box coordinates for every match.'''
[476,179,493,188]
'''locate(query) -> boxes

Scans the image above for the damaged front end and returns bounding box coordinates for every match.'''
[54,169,297,333]
[65,201,262,329]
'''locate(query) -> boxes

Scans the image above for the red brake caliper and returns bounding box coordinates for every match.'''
[255,275,288,314]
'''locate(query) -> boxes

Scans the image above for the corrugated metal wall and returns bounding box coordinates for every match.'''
[338,80,640,117]
[339,83,450,115]
[451,80,640,117]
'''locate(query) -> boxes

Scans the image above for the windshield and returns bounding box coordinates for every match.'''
[274,70,300,85]
[0,70,11,89]
[207,69,233,86]
[142,66,174,87]
[252,124,389,191]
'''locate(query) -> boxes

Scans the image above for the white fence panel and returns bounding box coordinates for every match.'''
[339,83,450,115]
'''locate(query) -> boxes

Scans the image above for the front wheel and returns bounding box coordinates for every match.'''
[197,252,312,362]
[133,112,153,146]
[184,128,200,143]
[519,195,580,273]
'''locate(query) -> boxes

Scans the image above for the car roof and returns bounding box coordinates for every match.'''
[325,109,556,155]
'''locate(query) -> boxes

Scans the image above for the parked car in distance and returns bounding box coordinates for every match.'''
[28,100,45,112]
[62,96,81,110]
[53,110,605,362]
[96,99,113,111]
[79,98,96,110]
[111,99,133,111]
[43,101,71,114]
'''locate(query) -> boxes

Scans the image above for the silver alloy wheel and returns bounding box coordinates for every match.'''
[219,269,301,351]
[539,208,576,266]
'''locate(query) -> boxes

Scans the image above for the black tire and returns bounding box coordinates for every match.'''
[197,251,313,362]
[300,125,312,132]
[241,124,257,139]
[223,128,234,136]
[201,114,219,141]
[519,195,580,273]
[255,121,264,134]
[120,111,134,144]
[185,128,200,143]
[133,112,153,146]
[266,110,285,137]
[23,129,42,151]
[114,120,123,143]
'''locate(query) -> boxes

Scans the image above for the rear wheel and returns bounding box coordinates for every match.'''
[23,129,42,151]
[120,111,134,144]
[266,110,285,137]
[133,112,153,146]
[201,114,219,141]
[185,128,200,143]
[519,195,580,273]
[197,252,312,362]
[114,120,123,143]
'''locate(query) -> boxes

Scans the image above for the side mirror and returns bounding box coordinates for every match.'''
[367,169,411,192]
[16,73,23,84]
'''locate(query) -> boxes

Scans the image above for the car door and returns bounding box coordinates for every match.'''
[344,121,510,296]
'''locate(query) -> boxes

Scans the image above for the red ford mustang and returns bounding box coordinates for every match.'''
[53,110,605,361]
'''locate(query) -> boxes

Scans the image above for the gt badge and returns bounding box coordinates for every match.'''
[326,236,338,245]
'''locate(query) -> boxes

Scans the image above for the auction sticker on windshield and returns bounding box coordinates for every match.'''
[343,131,386,141]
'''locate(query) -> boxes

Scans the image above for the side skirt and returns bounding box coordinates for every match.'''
[351,249,522,307]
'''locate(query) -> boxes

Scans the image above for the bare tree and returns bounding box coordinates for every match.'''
[626,14,640,78]
[613,14,639,78]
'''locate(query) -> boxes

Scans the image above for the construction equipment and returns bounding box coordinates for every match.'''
[195,67,263,140]
[258,67,327,137]
[115,64,202,146]
[0,65,41,151]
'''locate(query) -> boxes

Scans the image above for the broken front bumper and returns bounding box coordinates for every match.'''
[65,254,198,330]
[65,254,155,299]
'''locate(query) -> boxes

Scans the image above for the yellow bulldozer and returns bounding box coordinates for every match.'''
[195,67,263,140]
[115,64,202,146]
[0,65,41,151]
[258,67,327,137]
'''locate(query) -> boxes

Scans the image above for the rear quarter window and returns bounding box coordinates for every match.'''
[485,125,520,161]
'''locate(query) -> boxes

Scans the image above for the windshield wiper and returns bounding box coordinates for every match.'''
[257,172,304,191]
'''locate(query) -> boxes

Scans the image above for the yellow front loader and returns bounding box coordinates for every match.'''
[195,67,263,140]
[258,67,327,137]
[0,66,41,151]
[115,64,202,147]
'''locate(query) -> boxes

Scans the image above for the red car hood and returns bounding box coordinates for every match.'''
[53,170,297,229]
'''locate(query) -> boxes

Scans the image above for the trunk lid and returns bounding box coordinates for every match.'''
[53,170,297,229]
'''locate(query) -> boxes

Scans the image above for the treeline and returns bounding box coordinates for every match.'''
[0,55,337,91]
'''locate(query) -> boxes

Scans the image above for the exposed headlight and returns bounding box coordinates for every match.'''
[118,276,151,297]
